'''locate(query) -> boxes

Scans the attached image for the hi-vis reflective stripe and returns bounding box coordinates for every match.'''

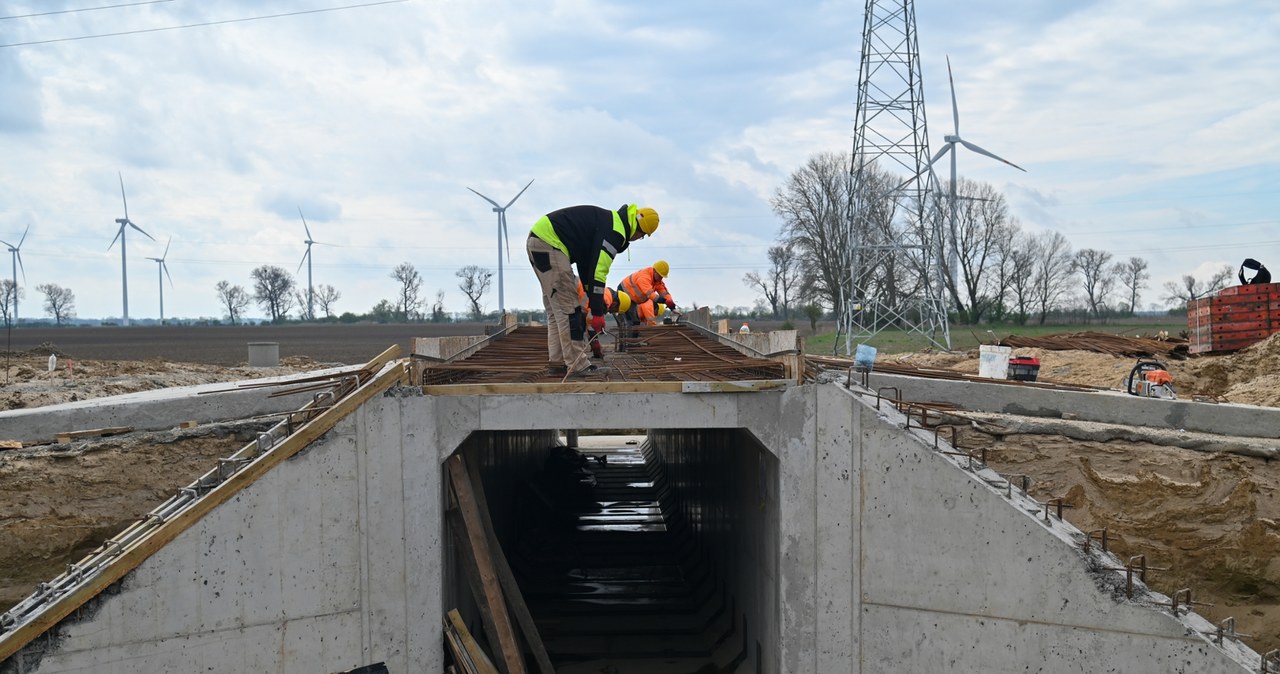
[603,240,618,256]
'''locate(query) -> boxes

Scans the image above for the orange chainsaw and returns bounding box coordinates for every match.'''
[1123,360,1176,399]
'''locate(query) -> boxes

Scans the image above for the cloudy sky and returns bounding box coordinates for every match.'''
[1,0,1277,322]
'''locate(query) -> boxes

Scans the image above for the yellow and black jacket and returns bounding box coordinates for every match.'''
[531,204,639,316]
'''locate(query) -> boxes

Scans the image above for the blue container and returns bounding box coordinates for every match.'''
[854,344,877,372]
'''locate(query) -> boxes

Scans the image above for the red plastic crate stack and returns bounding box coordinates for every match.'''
[1187,282,1280,354]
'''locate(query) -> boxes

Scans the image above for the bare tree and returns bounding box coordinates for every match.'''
[1073,248,1116,318]
[457,265,493,320]
[1029,231,1074,324]
[431,289,447,323]
[773,152,855,317]
[1116,257,1150,314]
[1002,230,1037,324]
[1162,265,1233,305]
[743,243,801,319]
[250,265,296,323]
[216,280,251,325]
[987,216,1026,322]
[314,284,341,318]
[391,262,423,321]
[0,279,20,324]
[293,290,315,321]
[36,283,75,325]
[948,179,1013,322]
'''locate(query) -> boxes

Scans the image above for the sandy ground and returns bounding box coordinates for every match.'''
[3,333,1280,654]
[1,353,335,412]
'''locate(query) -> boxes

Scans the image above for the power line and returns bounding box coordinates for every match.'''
[0,0,175,21]
[0,0,408,48]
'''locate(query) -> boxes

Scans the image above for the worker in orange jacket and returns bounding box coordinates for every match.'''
[576,281,632,358]
[618,261,675,313]
[624,297,666,326]
[618,261,674,331]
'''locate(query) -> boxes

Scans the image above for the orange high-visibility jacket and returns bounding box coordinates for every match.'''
[577,280,617,313]
[619,267,673,308]
[634,298,661,325]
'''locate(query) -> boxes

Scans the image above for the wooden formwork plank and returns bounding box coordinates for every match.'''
[445,609,499,674]
[460,457,555,674]
[445,456,527,674]
[54,426,133,443]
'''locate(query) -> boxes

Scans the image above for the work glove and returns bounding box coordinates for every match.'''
[590,314,606,333]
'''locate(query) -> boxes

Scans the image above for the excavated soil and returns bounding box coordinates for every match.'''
[0,423,273,611]
[4,331,1280,654]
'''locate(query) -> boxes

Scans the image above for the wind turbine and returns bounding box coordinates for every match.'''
[1,225,28,326]
[145,237,173,323]
[466,179,534,314]
[927,56,1026,281]
[110,172,155,326]
[295,207,328,320]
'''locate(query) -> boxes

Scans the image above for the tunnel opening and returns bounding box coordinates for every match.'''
[446,428,779,674]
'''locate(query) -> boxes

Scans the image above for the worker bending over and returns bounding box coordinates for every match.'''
[623,296,667,327]
[527,204,659,377]
[619,261,676,328]
[577,280,632,358]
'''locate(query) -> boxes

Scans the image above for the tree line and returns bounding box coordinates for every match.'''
[744,150,1233,324]
[214,263,497,324]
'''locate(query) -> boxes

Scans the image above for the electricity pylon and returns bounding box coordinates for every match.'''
[842,0,951,354]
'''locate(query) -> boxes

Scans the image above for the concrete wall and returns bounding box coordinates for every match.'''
[849,395,1255,671]
[3,383,1259,673]
[0,366,362,444]
[868,371,1280,438]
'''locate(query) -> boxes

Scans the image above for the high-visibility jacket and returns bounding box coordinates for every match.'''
[531,204,641,316]
[577,280,618,314]
[634,298,661,325]
[619,267,673,309]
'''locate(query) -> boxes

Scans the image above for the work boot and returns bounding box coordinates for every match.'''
[590,341,604,359]
[547,363,568,377]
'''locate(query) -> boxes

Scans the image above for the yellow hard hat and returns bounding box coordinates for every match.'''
[655,303,666,317]
[615,291,632,314]
[653,260,670,278]
[637,207,659,235]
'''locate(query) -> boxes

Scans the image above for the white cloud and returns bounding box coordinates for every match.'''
[0,0,1277,323]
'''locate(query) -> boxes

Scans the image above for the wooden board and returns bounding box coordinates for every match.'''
[446,609,499,674]
[423,378,793,396]
[446,456,527,674]
[459,456,555,674]
[54,426,133,443]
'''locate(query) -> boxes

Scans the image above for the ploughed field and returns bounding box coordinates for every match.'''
[0,323,488,365]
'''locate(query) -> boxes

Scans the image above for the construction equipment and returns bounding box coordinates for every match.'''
[1123,359,1176,399]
